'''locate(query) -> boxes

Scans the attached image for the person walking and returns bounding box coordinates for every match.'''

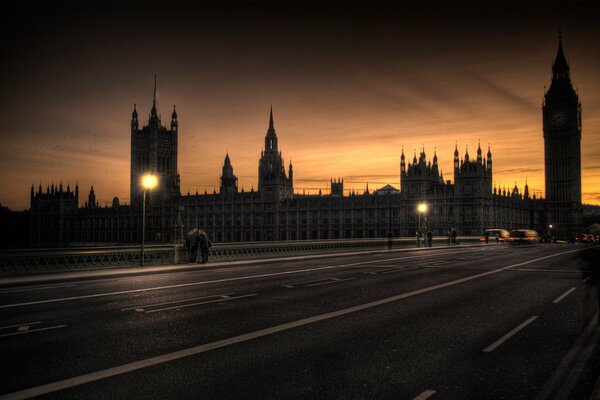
[427,230,433,247]
[199,229,212,264]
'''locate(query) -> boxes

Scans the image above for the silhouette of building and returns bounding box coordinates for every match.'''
[28,34,583,247]
[542,33,583,240]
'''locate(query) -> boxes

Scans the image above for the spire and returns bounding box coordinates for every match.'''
[433,148,438,164]
[265,106,278,151]
[149,76,159,122]
[552,30,570,80]
[153,75,157,107]
[477,140,482,163]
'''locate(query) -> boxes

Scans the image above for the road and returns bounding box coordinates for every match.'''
[1,244,599,400]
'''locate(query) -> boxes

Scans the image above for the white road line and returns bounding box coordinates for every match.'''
[582,272,597,283]
[0,325,67,338]
[121,293,235,311]
[0,250,479,309]
[0,284,76,294]
[483,316,539,353]
[0,321,43,330]
[552,287,577,304]
[145,293,258,313]
[0,248,584,400]
[413,389,437,400]
[305,278,356,287]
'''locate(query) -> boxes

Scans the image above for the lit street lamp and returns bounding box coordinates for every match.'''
[141,174,158,267]
[417,202,428,247]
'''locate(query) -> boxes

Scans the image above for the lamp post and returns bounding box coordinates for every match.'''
[417,202,428,247]
[141,174,158,267]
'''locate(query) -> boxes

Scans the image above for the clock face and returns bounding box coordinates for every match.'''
[551,111,568,127]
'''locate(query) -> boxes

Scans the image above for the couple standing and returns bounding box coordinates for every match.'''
[185,228,212,264]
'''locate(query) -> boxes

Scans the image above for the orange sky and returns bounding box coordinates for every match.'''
[0,3,599,210]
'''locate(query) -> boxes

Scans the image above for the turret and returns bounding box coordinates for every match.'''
[400,147,406,173]
[88,186,96,209]
[131,104,138,130]
[453,144,459,170]
[171,105,178,130]
[477,141,482,163]
[487,144,492,170]
[288,160,293,184]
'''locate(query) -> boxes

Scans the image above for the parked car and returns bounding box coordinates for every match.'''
[480,229,510,243]
[508,229,540,244]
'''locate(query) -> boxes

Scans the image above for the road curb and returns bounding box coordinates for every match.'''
[0,243,484,286]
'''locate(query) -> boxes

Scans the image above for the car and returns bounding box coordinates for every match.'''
[480,229,510,243]
[508,229,540,244]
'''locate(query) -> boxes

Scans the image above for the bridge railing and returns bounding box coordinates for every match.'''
[0,237,480,276]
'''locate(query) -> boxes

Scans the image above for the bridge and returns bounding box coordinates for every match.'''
[0,242,599,399]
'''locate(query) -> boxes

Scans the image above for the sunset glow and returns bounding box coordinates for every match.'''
[0,3,599,210]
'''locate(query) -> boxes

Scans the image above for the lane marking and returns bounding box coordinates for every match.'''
[305,278,356,287]
[0,325,67,338]
[17,326,29,332]
[534,313,599,400]
[0,321,42,330]
[582,272,597,283]
[483,316,538,353]
[0,248,585,400]
[0,284,76,294]
[0,249,487,309]
[144,294,258,313]
[413,390,437,400]
[552,287,577,304]
[121,293,236,311]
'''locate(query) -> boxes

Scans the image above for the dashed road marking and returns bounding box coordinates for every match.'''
[552,287,577,304]
[483,316,538,352]
[0,324,67,338]
[413,389,437,400]
[0,321,42,330]
[145,293,258,313]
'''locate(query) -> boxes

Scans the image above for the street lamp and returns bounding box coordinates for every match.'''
[141,174,158,267]
[417,202,428,247]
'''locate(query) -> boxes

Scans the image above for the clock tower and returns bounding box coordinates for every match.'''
[542,33,583,240]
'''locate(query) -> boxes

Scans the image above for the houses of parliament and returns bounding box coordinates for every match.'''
[28,35,583,247]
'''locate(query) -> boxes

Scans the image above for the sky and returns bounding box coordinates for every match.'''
[1,2,599,210]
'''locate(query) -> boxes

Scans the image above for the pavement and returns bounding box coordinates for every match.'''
[0,243,482,286]
[1,243,599,399]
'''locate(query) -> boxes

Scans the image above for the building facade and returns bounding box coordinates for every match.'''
[29,35,581,247]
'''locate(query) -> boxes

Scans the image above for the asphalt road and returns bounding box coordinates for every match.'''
[1,244,599,400]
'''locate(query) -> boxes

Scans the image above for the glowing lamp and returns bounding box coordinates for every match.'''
[142,174,158,190]
[418,203,428,213]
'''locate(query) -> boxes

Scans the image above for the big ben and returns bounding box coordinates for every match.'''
[542,33,583,240]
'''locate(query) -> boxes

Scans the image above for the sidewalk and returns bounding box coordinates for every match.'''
[0,243,481,286]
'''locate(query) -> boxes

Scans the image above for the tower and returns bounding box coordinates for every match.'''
[542,33,582,240]
[220,152,238,195]
[258,106,293,201]
[130,77,180,206]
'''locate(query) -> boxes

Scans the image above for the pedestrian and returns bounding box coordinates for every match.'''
[485,231,489,244]
[387,231,393,251]
[427,230,433,247]
[186,228,200,263]
[416,229,421,247]
[199,229,212,264]
[451,228,458,245]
